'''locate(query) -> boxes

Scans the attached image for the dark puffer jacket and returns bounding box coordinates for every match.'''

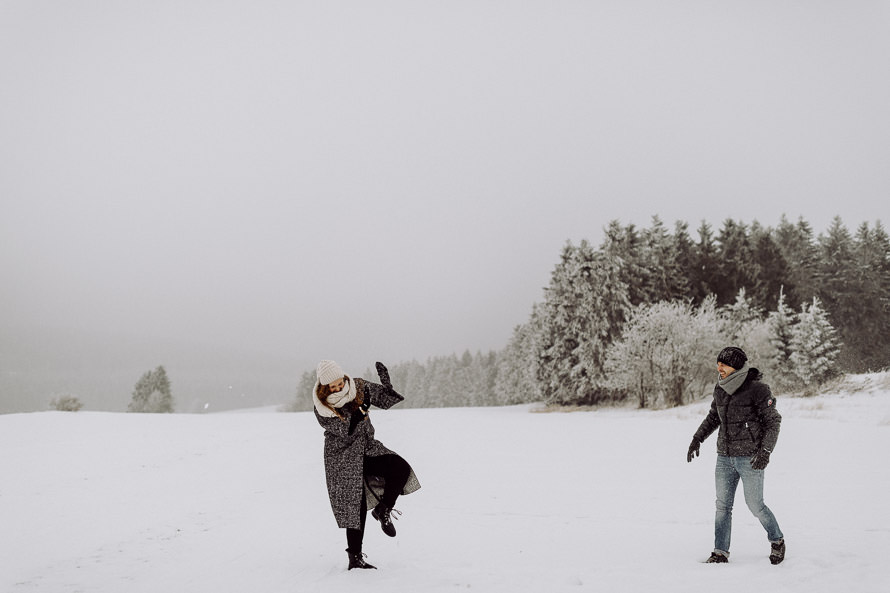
[693,367,782,456]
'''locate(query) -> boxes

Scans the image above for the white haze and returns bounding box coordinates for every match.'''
[1,2,889,409]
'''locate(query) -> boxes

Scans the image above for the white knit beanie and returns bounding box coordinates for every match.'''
[316,360,345,385]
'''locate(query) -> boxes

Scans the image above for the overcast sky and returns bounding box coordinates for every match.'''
[2,1,888,375]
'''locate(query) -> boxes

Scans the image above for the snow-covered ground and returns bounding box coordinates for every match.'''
[3,374,889,593]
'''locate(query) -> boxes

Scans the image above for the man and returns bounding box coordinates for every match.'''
[687,346,785,564]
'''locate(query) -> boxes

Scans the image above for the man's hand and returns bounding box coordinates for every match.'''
[751,448,771,470]
[687,438,701,463]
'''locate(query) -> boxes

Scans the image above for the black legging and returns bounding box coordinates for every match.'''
[346,454,411,553]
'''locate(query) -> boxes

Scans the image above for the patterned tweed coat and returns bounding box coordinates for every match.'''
[314,378,421,529]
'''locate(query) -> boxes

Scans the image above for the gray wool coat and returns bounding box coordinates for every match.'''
[314,378,421,529]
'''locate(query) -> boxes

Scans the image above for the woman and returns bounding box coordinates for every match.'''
[312,359,421,570]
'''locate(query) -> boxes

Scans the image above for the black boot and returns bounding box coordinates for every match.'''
[770,539,785,565]
[347,549,376,570]
[371,504,399,537]
[706,552,728,563]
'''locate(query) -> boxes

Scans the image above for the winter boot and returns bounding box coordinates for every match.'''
[706,552,729,563]
[347,550,376,570]
[770,539,786,565]
[371,504,399,537]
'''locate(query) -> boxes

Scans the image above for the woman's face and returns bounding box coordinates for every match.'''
[327,377,346,394]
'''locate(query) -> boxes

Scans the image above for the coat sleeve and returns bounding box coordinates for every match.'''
[364,380,405,410]
[756,383,782,452]
[693,398,720,443]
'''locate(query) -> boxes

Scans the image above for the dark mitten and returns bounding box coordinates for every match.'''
[751,448,771,470]
[687,438,701,463]
[375,362,392,389]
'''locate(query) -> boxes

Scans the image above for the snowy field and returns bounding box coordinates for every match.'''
[3,374,889,593]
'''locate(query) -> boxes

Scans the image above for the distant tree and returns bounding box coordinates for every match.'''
[691,221,720,304]
[601,220,652,306]
[767,290,794,368]
[789,297,841,388]
[749,226,792,312]
[50,394,83,412]
[715,219,754,304]
[774,215,819,308]
[495,311,544,405]
[669,220,696,300]
[722,288,762,344]
[128,365,175,413]
[283,369,316,412]
[536,241,631,405]
[841,221,890,371]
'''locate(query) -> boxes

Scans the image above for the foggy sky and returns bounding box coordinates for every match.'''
[2,1,889,376]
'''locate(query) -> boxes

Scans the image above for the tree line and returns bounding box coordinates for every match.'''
[288,215,888,411]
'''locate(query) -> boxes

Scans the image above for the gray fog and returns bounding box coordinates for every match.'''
[2,1,888,410]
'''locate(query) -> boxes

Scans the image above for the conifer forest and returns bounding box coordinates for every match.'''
[292,215,889,410]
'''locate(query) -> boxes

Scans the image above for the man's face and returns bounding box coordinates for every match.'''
[717,362,735,379]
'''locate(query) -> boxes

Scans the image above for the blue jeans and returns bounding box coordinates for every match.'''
[714,455,783,556]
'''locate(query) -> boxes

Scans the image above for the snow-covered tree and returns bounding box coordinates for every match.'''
[789,297,841,388]
[536,241,631,405]
[128,366,175,413]
[495,310,544,405]
[722,288,762,344]
[50,394,83,412]
[604,296,723,408]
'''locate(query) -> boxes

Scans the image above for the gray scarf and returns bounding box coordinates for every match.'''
[718,363,750,395]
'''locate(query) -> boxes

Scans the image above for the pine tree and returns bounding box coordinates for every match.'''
[789,297,841,388]
[723,288,762,344]
[815,217,860,371]
[766,288,795,391]
[715,219,754,305]
[692,221,719,304]
[749,226,792,312]
[600,221,652,305]
[536,241,631,405]
[848,222,890,371]
[128,366,175,413]
[774,215,818,309]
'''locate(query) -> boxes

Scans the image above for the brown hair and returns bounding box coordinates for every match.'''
[315,375,363,421]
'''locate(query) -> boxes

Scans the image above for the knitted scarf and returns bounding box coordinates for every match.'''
[718,363,750,395]
[313,377,357,418]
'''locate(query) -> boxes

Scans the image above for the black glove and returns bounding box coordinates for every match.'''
[687,438,701,463]
[375,361,392,389]
[751,448,771,470]
[348,407,366,435]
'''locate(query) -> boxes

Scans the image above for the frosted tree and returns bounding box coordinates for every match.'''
[128,365,175,413]
[768,288,794,366]
[50,394,84,412]
[722,288,762,344]
[604,296,723,408]
[789,297,841,388]
[537,241,631,405]
[495,311,544,405]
